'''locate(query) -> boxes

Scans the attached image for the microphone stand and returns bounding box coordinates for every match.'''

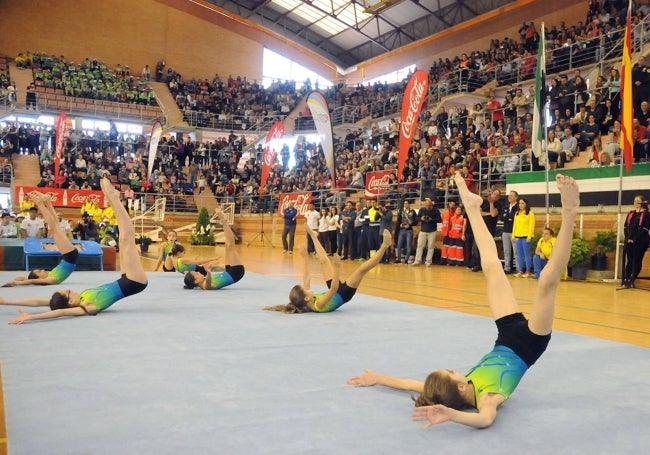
[247,195,274,247]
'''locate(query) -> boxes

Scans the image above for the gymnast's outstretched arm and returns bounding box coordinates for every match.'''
[9,307,87,324]
[348,369,424,393]
[2,276,57,286]
[0,297,50,307]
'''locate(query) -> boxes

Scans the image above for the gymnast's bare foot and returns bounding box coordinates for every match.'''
[556,174,580,216]
[31,191,51,203]
[381,229,392,248]
[454,171,482,209]
[100,176,120,198]
[305,223,317,238]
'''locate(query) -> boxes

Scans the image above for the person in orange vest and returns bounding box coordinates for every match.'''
[447,204,466,266]
[439,201,457,265]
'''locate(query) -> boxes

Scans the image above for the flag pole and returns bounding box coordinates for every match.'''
[539,22,550,227]
[544,97,550,228]
[615,151,624,281]
[615,0,634,282]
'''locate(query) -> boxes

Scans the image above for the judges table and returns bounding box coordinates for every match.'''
[0,239,26,270]
[22,238,104,271]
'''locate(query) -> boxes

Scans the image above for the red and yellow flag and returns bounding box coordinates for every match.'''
[620,0,633,172]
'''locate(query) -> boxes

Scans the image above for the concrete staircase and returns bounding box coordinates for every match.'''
[8,62,35,108]
[284,94,309,134]
[11,154,40,187]
[193,187,218,214]
[148,81,190,129]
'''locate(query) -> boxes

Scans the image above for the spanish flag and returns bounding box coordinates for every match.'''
[620,0,633,172]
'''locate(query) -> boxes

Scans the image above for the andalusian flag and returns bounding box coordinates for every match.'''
[620,0,634,172]
[531,23,546,161]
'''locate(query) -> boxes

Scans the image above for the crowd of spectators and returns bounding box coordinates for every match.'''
[2,0,649,218]
[15,52,157,106]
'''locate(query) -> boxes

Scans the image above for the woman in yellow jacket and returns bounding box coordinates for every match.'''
[512,197,535,277]
[533,227,556,279]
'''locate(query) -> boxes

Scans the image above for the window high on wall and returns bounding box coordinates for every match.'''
[263,48,333,90]
[365,64,416,86]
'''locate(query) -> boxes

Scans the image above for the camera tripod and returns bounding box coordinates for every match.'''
[246,209,274,248]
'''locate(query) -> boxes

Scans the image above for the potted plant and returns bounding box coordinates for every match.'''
[135,235,153,253]
[189,207,216,245]
[569,236,591,280]
[591,230,617,271]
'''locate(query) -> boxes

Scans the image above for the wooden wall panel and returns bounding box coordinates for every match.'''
[0,0,590,87]
[0,0,262,83]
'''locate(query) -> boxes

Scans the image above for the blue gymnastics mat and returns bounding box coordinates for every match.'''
[0,271,648,455]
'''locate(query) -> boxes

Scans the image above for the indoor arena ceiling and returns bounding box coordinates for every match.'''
[203,0,515,69]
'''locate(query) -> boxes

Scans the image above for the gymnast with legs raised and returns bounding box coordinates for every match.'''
[348,171,580,429]
[4,177,148,323]
[182,207,245,290]
[1,191,78,287]
[163,243,222,275]
[264,224,392,314]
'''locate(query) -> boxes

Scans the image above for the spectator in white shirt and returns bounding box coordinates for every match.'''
[0,212,18,238]
[21,206,45,238]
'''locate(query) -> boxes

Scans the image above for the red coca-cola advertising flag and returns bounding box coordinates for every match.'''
[260,121,285,194]
[277,192,313,218]
[398,70,428,183]
[364,170,396,199]
[15,186,106,208]
[54,112,67,187]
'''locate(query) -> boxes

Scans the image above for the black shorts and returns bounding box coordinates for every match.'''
[162,264,175,272]
[494,312,551,367]
[225,265,245,283]
[61,249,79,264]
[117,274,148,297]
[325,279,356,303]
[194,265,207,276]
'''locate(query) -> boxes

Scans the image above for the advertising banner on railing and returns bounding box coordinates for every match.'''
[364,170,396,199]
[307,92,335,181]
[54,112,67,187]
[260,121,285,193]
[398,70,428,183]
[277,192,313,218]
[14,186,106,209]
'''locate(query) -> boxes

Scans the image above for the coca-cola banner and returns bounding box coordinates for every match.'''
[364,170,396,199]
[398,70,428,183]
[15,186,107,209]
[54,112,67,187]
[260,121,285,194]
[277,192,313,218]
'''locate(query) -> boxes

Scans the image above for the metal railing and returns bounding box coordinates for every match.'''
[0,162,13,185]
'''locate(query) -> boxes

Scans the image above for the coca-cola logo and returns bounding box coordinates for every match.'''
[400,78,426,140]
[70,194,100,204]
[368,175,391,190]
[278,193,313,217]
[269,125,284,141]
[27,190,59,202]
[263,148,276,166]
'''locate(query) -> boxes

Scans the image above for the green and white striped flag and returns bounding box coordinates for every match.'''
[531,23,546,159]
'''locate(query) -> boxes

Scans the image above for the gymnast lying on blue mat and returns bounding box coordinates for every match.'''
[2,178,148,324]
[348,172,580,429]
[1,191,78,287]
